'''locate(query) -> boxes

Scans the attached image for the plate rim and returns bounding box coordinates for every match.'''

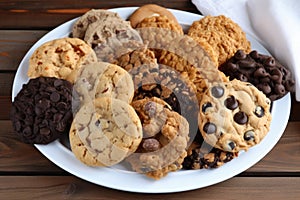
[11,6,291,193]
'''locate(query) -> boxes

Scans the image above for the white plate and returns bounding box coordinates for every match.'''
[12,7,291,193]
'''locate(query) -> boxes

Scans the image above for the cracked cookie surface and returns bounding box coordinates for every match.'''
[70,97,142,167]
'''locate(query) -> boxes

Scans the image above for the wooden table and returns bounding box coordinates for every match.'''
[1,0,299,199]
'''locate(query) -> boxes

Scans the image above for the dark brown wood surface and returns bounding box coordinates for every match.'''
[1,0,299,199]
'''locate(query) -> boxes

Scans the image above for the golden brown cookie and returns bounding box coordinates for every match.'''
[129,4,179,28]
[198,79,272,152]
[188,15,251,66]
[126,97,190,179]
[28,37,97,83]
[70,97,143,167]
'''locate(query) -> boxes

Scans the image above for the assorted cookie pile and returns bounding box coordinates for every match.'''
[11,4,295,180]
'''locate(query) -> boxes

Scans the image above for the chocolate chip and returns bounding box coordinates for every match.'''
[234,111,248,124]
[203,122,217,134]
[54,79,63,87]
[237,73,248,82]
[227,141,236,151]
[202,102,212,112]
[264,57,276,67]
[50,92,60,102]
[254,67,267,77]
[257,83,272,94]
[254,106,265,117]
[227,63,238,71]
[234,50,247,60]
[211,86,224,98]
[142,138,160,152]
[224,96,238,110]
[250,50,259,59]
[10,77,73,144]
[244,130,255,141]
[40,127,51,136]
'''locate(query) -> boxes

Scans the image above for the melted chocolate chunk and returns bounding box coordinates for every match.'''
[224,96,238,110]
[234,111,248,124]
[202,102,212,112]
[203,122,217,134]
[254,106,265,117]
[244,130,255,141]
[211,86,224,98]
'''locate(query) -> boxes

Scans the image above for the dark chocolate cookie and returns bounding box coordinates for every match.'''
[11,77,73,144]
[219,50,295,101]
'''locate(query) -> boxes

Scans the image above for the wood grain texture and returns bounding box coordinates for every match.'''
[0,30,47,71]
[0,176,299,199]
[0,120,64,173]
[0,96,11,120]
[0,0,198,29]
[1,119,300,174]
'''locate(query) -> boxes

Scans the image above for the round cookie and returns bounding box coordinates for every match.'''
[129,4,179,28]
[219,50,295,101]
[198,79,272,152]
[188,15,251,66]
[10,77,73,144]
[74,62,134,104]
[70,97,143,167]
[28,37,97,83]
[72,9,123,39]
[126,97,189,179]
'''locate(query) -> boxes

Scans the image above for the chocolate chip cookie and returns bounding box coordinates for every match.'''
[188,15,251,66]
[198,79,272,152]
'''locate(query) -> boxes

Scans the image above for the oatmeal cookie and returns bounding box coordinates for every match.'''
[188,15,251,66]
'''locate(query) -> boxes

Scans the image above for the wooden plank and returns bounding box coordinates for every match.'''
[247,121,300,172]
[0,30,47,71]
[0,176,299,199]
[1,119,300,173]
[0,96,11,120]
[0,120,64,173]
[0,1,199,29]
[0,73,15,96]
